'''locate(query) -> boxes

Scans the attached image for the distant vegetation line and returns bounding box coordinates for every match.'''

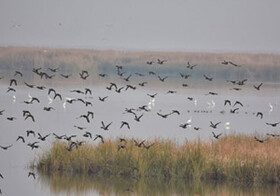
[35,135,280,184]
[0,47,280,84]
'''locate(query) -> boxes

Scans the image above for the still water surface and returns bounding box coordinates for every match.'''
[0,63,280,195]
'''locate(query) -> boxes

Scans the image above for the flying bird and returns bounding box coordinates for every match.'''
[254,83,263,90]
[212,132,222,139]
[101,121,112,131]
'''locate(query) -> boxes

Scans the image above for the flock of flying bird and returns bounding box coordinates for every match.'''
[0,57,279,194]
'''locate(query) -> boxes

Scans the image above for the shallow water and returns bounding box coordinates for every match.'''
[0,61,280,195]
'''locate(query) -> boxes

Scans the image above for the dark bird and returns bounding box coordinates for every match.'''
[36,86,46,90]
[26,130,35,137]
[265,122,280,127]
[138,105,150,112]
[119,138,127,143]
[14,71,23,77]
[0,173,3,179]
[79,72,89,80]
[233,101,243,107]
[0,110,4,115]
[24,82,34,88]
[134,140,145,148]
[254,83,263,90]
[120,121,130,129]
[221,60,229,65]
[212,132,222,139]
[23,110,31,117]
[186,62,197,69]
[143,143,154,150]
[157,59,167,64]
[78,115,91,123]
[0,144,13,150]
[179,123,191,129]
[53,133,66,140]
[101,121,112,131]
[106,82,118,91]
[167,90,176,94]
[254,136,266,143]
[266,133,280,138]
[6,87,16,93]
[180,73,191,79]
[194,127,201,131]
[48,88,56,95]
[70,89,84,94]
[87,111,94,119]
[237,79,247,86]
[126,85,136,91]
[7,117,16,121]
[230,108,239,114]
[99,96,108,102]
[158,76,168,82]
[43,107,55,111]
[206,92,218,96]
[171,110,180,115]
[64,134,77,141]
[115,87,124,93]
[182,83,188,87]
[210,121,221,129]
[146,61,154,65]
[99,73,108,77]
[24,114,35,122]
[29,97,40,103]
[224,100,231,106]
[118,145,126,151]
[74,125,87,130]
[85,101,92,107]
[256,112,263,119]
[83,131,92,139]
[116,65,123,70]
[60,74,72,78]
[147,93,157,98]
[85,88,92,95]
[53,92,62,101]
[157,112,170,119]
[203,74,213,81]
[135,72,145,77]
[134,113,144,122]
[38,133,51,141]
[28,172,36,179]
[66,142,78,151]
[187,97,194,101]
[48,67,59,72]
[10,79,17,86]
[139,82,148,87]
[27,142,39,150]
[94,134,104,143]
[229,61,241,67]
[123,74,132,82]
[148,71,156,75]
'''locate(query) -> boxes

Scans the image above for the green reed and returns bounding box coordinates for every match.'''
[34,135,280,184]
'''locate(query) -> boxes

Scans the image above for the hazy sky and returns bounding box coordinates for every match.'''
[0,0,280,53]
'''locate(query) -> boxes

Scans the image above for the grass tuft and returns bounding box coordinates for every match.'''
[34,134,280,184]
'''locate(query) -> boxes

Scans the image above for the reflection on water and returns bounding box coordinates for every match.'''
[38,173,280,196]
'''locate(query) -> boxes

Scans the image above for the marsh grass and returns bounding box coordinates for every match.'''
[35,135,280,184]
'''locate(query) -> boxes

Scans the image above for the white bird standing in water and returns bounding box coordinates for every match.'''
[48,95,53,105]
[269,103,273,113]
[13,95,16,103]
[148,98,155,110]
[224,122,230,130]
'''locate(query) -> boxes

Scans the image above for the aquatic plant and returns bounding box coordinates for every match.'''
[35,134,280,184]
